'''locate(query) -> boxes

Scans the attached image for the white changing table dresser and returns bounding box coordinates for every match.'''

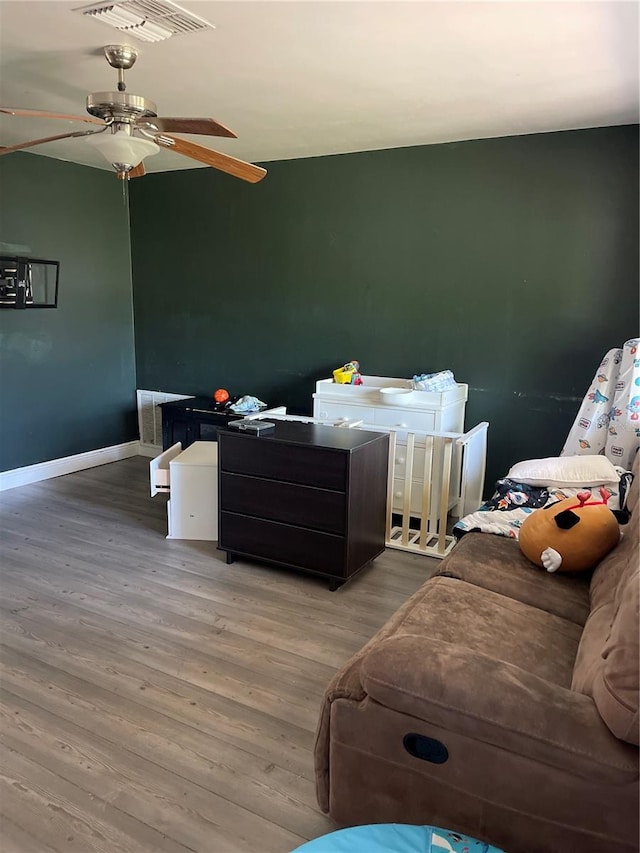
[312,375,468,518]
[149,407,287,541]
[313,375,467,434]
[150,441,219,540]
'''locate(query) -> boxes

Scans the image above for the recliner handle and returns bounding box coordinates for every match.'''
[403,733,449,764]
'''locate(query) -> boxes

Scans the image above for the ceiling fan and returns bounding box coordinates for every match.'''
[0,44,266,183]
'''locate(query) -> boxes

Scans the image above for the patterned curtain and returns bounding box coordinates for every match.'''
[561,338,640,471]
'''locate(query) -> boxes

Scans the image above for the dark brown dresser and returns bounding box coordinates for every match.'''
[159,397,245,450]
[217,421,389,589]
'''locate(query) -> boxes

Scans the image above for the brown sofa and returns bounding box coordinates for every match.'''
[315,457,639,853]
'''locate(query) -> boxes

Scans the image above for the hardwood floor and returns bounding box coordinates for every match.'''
[0,456,438,853]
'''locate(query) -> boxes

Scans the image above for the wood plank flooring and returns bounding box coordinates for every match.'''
[0,456,438,853]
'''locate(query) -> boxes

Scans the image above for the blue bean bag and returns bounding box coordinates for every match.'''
[291,824,505,853]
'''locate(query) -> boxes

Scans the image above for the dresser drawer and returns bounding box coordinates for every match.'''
[392,476,427,515]
[313,401,376,424]
[219,433,347,491]
[220,473,346,534]
[392,446,428,481]
[392,476,458,515]
[149,441,182,497]
[220,512,346,577]
[373,407,435,433]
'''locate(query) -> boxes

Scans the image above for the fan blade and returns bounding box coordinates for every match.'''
[128,162,146,179]
[137,117,237,138]
[156,134,266,183]
[0,129,99,156]
[0,107,102,125]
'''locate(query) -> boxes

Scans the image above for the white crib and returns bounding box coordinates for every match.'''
[380,421,488,558]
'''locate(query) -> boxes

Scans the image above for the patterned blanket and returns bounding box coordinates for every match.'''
[453,475,631,540]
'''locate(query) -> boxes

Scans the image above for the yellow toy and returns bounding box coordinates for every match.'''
[519,488,621,573]
[333,361,362,385]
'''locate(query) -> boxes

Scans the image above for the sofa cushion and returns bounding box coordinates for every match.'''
[598,566,640,744]
[588,526,637,610]
[573,562,639,745]
[572,456,639,745]
[589,451,638,610]
[436,533,591,625]
[392,576,582,686]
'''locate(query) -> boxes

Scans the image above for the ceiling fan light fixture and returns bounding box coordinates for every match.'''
[87,128,159,170]
[2,37,266,184]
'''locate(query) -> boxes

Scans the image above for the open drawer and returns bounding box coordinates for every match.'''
[150,442,182,496]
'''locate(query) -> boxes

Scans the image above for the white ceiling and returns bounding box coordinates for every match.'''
[0,0,638,174]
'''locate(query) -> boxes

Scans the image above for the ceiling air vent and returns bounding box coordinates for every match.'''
[75,0,214,42]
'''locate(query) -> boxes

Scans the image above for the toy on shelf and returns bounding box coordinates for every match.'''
[213,388,230,403]
[333,361,363,385]
[229,395,267,413]
[519,487,622,573]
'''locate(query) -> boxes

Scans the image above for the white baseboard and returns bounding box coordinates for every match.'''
[0,441,141,492]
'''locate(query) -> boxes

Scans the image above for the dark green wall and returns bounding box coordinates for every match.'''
[0,153,137,472]
[131,125,639,490]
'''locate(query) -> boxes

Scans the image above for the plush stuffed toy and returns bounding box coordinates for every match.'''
[519,488,622,573]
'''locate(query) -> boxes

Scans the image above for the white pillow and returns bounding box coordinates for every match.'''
[507,455,620,488]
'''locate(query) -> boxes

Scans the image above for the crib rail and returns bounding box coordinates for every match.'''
[381,423,488,558]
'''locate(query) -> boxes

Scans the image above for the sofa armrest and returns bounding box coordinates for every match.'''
[360,635,639,784]
[314,581,440,813]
